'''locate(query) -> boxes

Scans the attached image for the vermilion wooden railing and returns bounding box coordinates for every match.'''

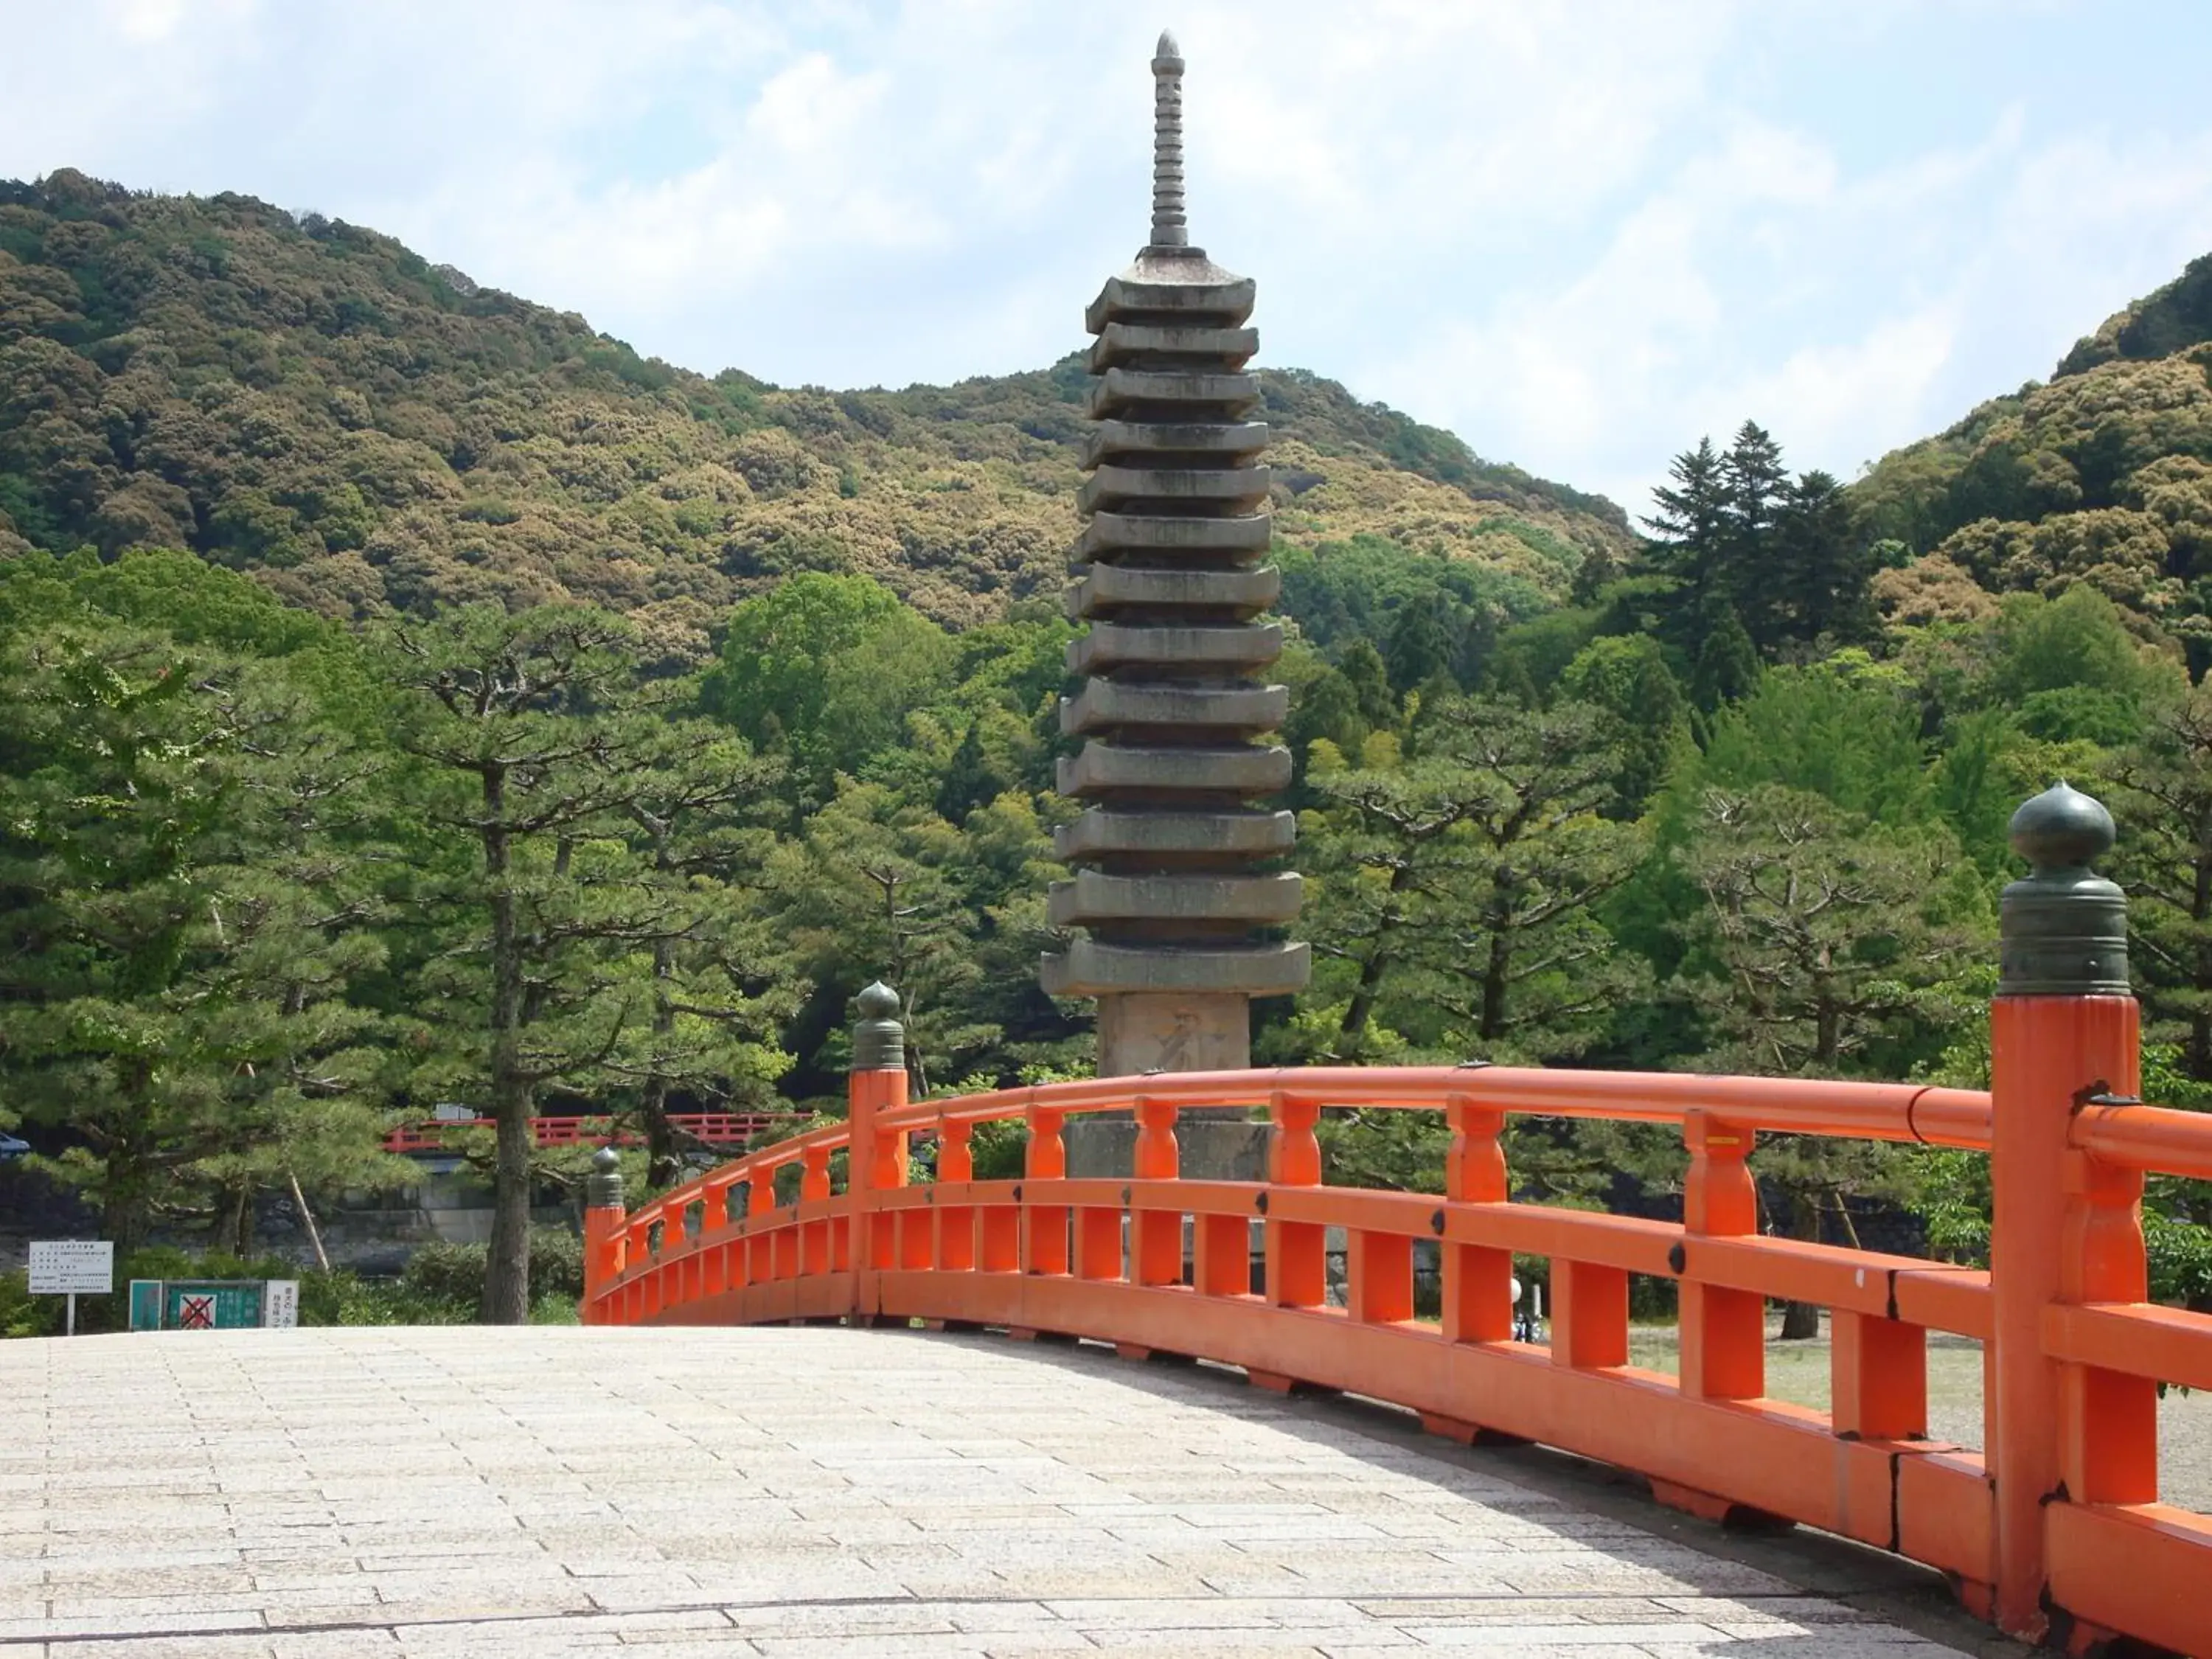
[582,1038,2211,1655]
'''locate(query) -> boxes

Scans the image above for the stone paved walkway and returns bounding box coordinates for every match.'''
[1,1326,2011,1658]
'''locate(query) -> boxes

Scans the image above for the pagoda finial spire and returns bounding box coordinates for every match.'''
[1150,30,1187,250]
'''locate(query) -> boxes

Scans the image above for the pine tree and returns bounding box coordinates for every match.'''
[382,605,729,1321]
[1385,603,1453,697]
[1683,785,1989,1335]
[611,724,796,1190]
[1775,469,1875,646]
[1338,639,1401,731]
[1689,608,1761,712]
[933,722,1002,825]
[1719,421,1790,650]
[1646,437,1731,625]
[0,625,390,1252]
[1299,696,1646,1062]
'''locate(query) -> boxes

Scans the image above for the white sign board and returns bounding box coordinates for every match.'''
[29,1239,113,1295]
[260,1280,299,1328]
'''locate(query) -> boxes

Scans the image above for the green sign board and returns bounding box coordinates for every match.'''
[128,1278,298,1331]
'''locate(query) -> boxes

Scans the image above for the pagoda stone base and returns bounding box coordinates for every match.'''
[1065,993,1268,1180]
[1063,1115,1270,1182]
[1098,991,1250,1076]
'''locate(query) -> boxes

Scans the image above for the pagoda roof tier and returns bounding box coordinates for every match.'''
[1041,936,1310,998]
[1088,324,1258,372]
[1059,679,1287,737]
[1077,465,1271,517]
[1054,807,1295,861]
[1073,510,1272,564]
[1065,563,1281,622]
[1048,870,1302,928]
[1087,368,1260,420]
[1058,742,1291,798]
[1085,253,1254,333]
[1082,420,1269,468]
[1068,622,1282,676]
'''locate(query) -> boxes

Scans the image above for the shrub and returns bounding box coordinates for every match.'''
[397,1228,584,1315]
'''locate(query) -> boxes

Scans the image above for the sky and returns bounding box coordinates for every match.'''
[4,0,2211,519]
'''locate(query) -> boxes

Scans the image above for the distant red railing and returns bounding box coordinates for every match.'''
[384,1112,782,1155]
[582,1020,2212,1655]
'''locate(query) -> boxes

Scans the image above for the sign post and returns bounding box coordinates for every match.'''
[29,1240,114,1335]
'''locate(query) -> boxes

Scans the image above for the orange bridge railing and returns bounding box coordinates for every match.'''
[580,789,2212,1656]
[581,1046,2209,1655]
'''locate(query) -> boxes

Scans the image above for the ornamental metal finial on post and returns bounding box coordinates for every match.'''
[851,981,905,1073]
[1150,30,1188,251]
[584,1145,624,1211]
[1997,781,2129,996]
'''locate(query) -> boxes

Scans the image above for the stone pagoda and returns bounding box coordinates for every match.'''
[1042,29,1309,1097]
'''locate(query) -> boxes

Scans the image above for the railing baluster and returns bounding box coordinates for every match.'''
[700,1173,736,1298]
[1832,1311,1925,1441]
[1346,1230,1412,1324]
[1131,1095,1181,1287]
[1551,1261,1627,1368]
[2059,1135,2157,1504]
[801,1144,832,1277]
[1266,1093,1326,1308]
[1023,1102,1069,1276]
[1193,1210,1253,1298]
[1680,1111,1762,1402]
[936,1116,975,1273]
[1442,1094,1512,1343]
[747,1161,775,1286]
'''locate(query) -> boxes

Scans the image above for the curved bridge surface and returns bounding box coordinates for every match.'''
[4,1325,1989,1658]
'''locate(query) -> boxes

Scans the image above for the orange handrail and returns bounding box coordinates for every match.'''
[2073,1099,2212,1181]
[865,1067,1994,1149]
[580,1029,2210,1656]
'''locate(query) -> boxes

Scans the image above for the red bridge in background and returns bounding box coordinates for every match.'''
[383,1113,782,1155]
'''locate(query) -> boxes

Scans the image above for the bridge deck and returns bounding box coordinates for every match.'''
[2,1328,2013,1658]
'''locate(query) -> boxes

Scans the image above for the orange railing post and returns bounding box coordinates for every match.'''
[1131,1094,1181,1286]
[1989,784,2140,1641]
[936,1113,976,1273]
[1265,1092,1326,1308]
[848,982,908,1310]
[1023,1102,1070,1276]
[580,1147,627,1324]
[1442,1094,1512,1343]
[1680,1111,1761,1402]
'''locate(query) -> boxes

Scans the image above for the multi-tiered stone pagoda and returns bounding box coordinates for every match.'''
[1042,31,1308,1083]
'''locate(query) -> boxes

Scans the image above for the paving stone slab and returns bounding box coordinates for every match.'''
[1,1326,2016,1657]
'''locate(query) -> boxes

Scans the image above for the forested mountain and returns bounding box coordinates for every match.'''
[0,170,1630,661]
[1855,253,2212,664]
[5,164,2211,1328]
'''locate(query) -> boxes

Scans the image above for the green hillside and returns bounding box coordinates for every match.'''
[0,170,1632,660]
[1854,254,2212,661]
